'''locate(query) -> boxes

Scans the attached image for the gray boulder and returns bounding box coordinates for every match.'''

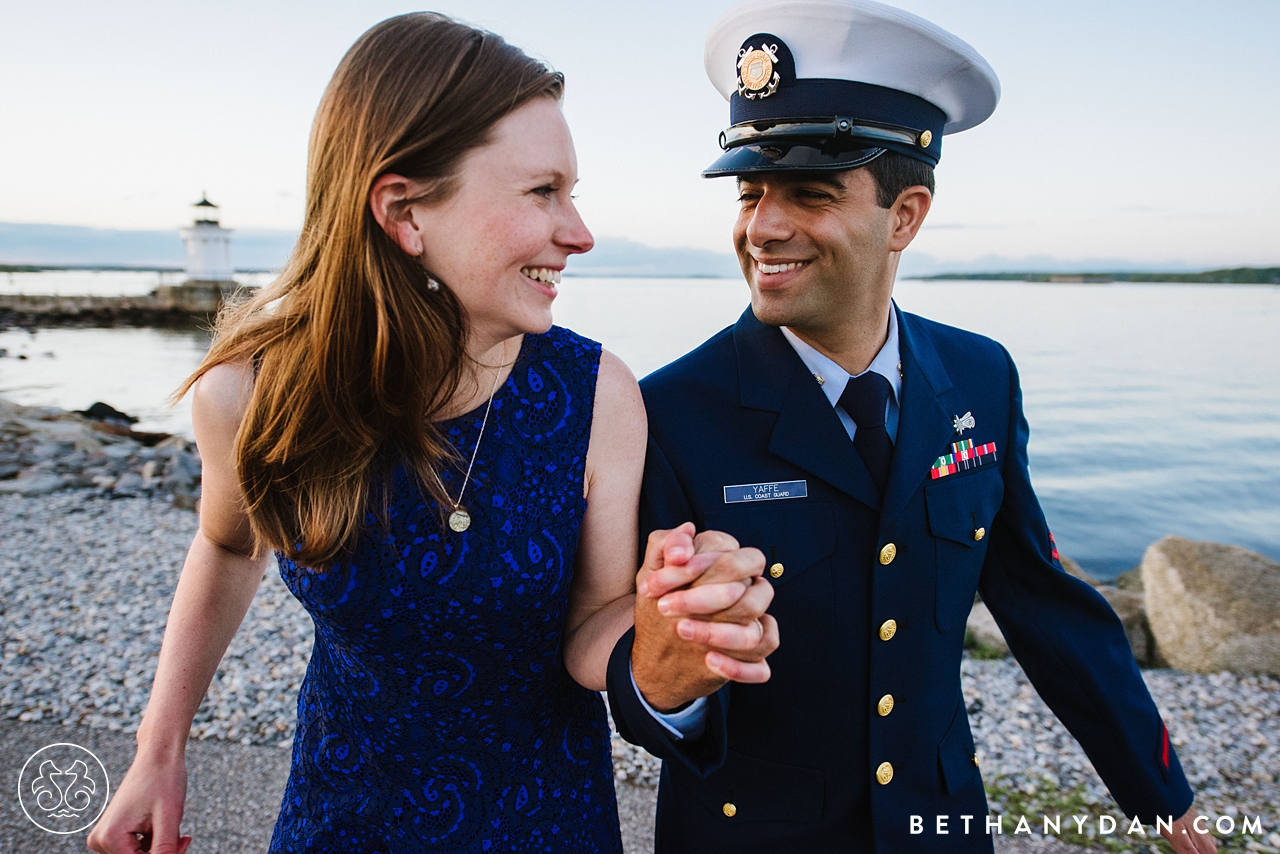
[1141,536,1280,675]
[1115,565,1144,592]
[1061,556,1098,585]
[0,468,63,496]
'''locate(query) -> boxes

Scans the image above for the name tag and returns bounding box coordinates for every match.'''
[723,480,808,504]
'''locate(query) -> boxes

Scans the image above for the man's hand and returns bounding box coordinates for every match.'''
[1161,806,1218,853]
[631,523,779,712]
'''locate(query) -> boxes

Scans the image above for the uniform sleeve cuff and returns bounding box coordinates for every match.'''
[629,661,709,741]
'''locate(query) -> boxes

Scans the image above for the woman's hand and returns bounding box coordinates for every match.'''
[86,749,191,854]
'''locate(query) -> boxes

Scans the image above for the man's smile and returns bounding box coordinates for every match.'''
[754,259,811,275]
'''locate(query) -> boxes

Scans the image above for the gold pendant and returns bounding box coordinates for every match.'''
[448,509,471,532]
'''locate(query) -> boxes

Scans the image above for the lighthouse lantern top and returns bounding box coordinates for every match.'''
[192,194,220,225]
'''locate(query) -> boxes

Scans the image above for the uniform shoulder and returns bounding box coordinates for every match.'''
[638,324,737,402]
[901,310,1012,373]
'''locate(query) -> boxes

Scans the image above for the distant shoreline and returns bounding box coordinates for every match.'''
[6,264,1278,284]
[919,266,1280,285]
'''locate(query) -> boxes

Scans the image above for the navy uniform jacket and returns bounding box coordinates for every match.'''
[606,306,1193,853]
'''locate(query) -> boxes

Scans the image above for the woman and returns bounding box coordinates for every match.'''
[86,13,726,853]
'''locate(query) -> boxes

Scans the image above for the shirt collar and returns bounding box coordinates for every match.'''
[780,306,902,409]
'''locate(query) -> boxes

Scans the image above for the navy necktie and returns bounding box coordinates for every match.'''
[838,372,893,495]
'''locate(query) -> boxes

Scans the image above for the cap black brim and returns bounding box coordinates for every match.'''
[702,143,885,178]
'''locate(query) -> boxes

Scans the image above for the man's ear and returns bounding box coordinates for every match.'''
[887,185,933,253]
[369,173,426,256]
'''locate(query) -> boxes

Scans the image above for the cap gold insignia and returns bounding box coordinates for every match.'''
[918,129,933,148]
[737,43,780,99]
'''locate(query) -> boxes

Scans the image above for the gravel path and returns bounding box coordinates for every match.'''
[2,491,1277,852]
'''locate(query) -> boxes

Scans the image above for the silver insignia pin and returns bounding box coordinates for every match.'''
[813,373,825,386]
[953,412,975,434]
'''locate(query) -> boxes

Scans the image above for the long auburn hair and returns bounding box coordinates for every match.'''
[177,13,564,568]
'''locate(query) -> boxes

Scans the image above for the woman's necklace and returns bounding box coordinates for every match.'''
[439,340,507,533]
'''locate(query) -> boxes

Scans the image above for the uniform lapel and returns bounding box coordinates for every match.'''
[734,308,881,511]
[879,307,955,529]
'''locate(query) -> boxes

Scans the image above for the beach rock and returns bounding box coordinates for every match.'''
[102,442,135,461]
[59,471,95,490]
[111,472,146,496]
[0,469,62,496]
[1061,555,1098,585]
[76,401,138,424]
[1142,536,1280,675]
[1115,565,1144,591]
[967,601,1010,655]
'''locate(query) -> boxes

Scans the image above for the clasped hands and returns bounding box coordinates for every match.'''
[631,522,780,713]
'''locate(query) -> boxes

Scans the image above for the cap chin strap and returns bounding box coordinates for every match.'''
[719,117,924,151]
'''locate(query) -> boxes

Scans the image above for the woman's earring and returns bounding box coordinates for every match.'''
[426,275,441,292]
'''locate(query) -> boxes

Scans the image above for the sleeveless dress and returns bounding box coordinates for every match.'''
[269,327,622,853]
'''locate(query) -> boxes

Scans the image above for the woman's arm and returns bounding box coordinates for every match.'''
[88,362,270,854]
[562,350,647,691]
[564,350,781,694]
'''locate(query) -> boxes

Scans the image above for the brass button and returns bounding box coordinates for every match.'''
[878,619,897,641]
[877,694,894,716]
[876,762,894,785]
[722,802,737,818]
[879,543,897,565]
[973,527,986,542]
[769,562,784,579]
[918,129,933,147]
[972,752,980,767]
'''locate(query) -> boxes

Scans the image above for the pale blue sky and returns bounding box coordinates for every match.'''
[1,0,1277,268]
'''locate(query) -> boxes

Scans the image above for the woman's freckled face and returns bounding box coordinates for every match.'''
[411,97,594,346]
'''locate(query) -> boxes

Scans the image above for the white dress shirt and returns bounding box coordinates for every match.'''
[779,308,902,443]
[636,308,903,738]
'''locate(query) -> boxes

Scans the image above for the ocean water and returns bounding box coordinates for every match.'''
[1,275,1277,579]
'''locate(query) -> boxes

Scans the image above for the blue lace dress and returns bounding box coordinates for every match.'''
[269,327,621,853]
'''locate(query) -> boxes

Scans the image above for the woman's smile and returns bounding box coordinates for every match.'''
[520,265,562,298]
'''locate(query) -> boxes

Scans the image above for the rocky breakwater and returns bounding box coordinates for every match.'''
[0,282,240,329]
[0,397,201,508]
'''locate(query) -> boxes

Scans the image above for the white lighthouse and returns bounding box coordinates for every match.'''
[179,194,234,283]
[153,195,238,313]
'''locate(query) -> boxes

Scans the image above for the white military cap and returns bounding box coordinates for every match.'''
[703,0,1000,176]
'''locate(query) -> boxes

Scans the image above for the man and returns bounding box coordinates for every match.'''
[608,1,1217,852]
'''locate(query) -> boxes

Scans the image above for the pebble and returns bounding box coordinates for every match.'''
[2,491,1276,843]
[965,657,1279,838]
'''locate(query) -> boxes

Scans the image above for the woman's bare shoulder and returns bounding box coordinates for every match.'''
[191,361,255,449]
[593,349,645,426]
